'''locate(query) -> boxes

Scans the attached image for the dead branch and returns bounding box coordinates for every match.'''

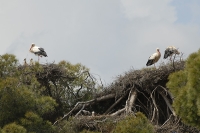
[125,89,137,115]
[75,104,86,117]
[110,108,126,116]
[150,89,159,124]
[158,90,176,116]
[104,89,130,115]
[160,114,173,128]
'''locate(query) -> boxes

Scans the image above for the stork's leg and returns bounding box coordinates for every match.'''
[38,55,40,63]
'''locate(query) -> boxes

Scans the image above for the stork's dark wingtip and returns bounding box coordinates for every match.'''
[146,59,153,66]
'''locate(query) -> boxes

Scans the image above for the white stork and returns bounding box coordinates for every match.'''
[23,58,28,66]
[30,58,34,66]
[92,111,95,117]
[29,43,48,62]
[164,46,180,60]
[146,48,161,67]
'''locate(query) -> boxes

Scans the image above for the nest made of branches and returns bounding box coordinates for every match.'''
[100,61,185,96]
[54,60,199,132]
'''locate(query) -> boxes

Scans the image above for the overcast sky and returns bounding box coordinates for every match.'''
[1,0,200,84]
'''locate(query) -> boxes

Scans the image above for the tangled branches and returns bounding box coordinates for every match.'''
[53,60,200,132]
[18,59,199,132]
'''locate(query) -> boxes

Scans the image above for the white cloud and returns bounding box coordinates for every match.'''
[190,1,200,24]
[120,0,176,22]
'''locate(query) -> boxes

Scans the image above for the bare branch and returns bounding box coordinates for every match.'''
[125,89,137,115]
[110,108,126,116]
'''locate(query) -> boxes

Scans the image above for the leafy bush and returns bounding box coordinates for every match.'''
[167,49,200,129]
[19,112,55,133]
[113,112,154,133]
[54,118,77,133]
[1,123,27,133]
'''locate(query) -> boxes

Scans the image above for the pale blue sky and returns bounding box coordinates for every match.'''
[171,0,200,24]
[1,0,200,84]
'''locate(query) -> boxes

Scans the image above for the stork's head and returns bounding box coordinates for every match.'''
[156,48,160,52]
[31,43,35,47]
[30,43,35,51]
[24,58,26,61]
[176,50,180,55]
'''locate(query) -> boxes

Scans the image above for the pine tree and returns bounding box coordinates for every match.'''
[0,54,56,132]
[167,49,200,129]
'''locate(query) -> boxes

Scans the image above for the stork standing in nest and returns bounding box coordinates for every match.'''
[146,48,161,67]
[29,43,48,62]
[23,58,28,66]
[30,58,34,66]
[164,46,180,61]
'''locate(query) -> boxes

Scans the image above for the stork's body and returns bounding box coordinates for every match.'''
[29,43,47,62]
[30,58,34,66]
[164,46,180,60]
[92,111,95,117]
[146,48,161,67]
[23,58,28,66]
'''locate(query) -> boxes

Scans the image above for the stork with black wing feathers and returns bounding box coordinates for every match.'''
[29,43,48,62]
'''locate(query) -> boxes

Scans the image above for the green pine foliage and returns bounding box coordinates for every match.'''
[19,112,55,133]
[54,118,77,133]
[58,60,96,93]
[54,60,98,112]
[0,54,56,132]
[112,112,154,133]
[0,54,19,79]
[1,123,27,133]
[0,54,100,132]
[167,49,200,129]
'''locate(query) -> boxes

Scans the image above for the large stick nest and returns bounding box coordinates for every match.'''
[55,60,199,132]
